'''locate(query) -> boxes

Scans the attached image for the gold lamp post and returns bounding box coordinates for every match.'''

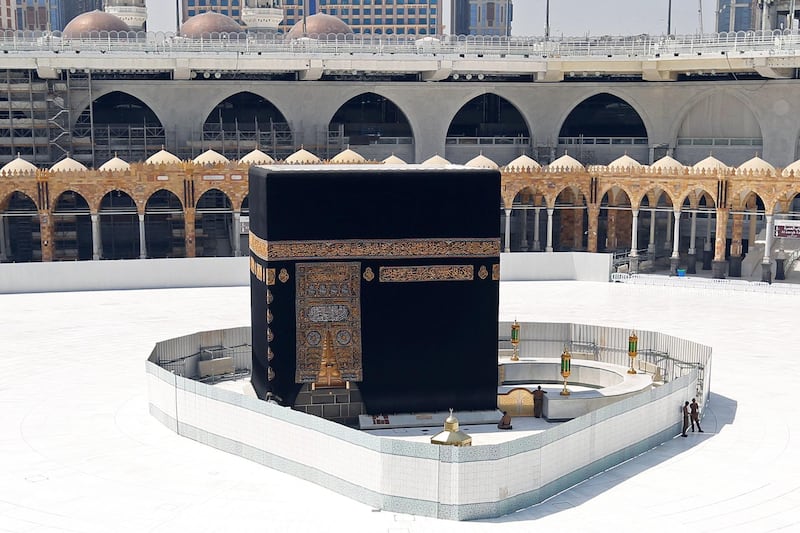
[560,345,571,396]
[628,331,638,375]
[510,320,520,361]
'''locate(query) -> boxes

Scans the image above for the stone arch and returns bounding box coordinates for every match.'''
[195,188,234,257]
[327,91,414,161]
[672,89,763,167]
[598,185,633,252]
[508,186,547,251]
[676,185,718,210]
[730,188,768,213]
[145,189,185,258]
[99,189,139,260]
[1,191,41,262]
[557,92,650,165]
[74,91,166,167]
[52,190,92,261]
[553,185,589,251]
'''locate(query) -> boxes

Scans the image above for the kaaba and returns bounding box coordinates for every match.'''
[249,164,500,418]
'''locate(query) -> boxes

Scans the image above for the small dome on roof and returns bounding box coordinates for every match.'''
[181,12,243,38]
[146,149,181,166]
[505,154,541,170]
[286,13,353,39]
[50,156,87,172]
[782,158,800,177]
[650,155,685,171]
[239,149,274,165]
[607,154,643,169]
[421,154,450,167]
[382,154,406,164]
[1,155,38,175]
[692,155,729,171]
[465,153,498,169]
[63,10,130,38]
[549,153,584,171]
[736,155,774,175]
[98,155,130,172]
[285,147,321,164]
[330,148,366,164]
[193,149,229,166]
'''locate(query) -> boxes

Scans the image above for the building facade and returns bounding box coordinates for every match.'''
[1,0,15,30]
[280,0,442,36]
[15,0,62,30]
[716,0,800,32]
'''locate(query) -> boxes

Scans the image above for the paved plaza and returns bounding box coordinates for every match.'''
[1,281,798,532]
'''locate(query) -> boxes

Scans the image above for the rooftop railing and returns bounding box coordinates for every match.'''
[2,29,800,59]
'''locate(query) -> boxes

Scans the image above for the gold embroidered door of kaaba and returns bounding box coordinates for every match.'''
[295,262,363,385]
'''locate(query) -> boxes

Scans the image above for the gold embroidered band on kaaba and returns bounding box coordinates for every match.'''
[249,233,500,261]
[379,265,474,282]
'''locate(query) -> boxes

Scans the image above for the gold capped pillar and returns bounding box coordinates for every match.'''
[628,331,638,374]
[510,320,520,361]
[560,346,571,396]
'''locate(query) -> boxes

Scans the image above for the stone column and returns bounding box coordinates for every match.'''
[712,208,729,279]
[587,205,600,253]
[647,208,657,256]
[91,213,101,260]
[0,215,6,261]
[687,211,698,274]
[504,208,512,253]
[670,210,681,274]
[138,214,147,259]
[532,207,541,251]
[185,208,196,258]
[233,211,242,257]
[702,212,713,270]
[520,208,529,251]
[38,213,54,262]
[664,208,673,253]
[546,208,554,252]
[762,214,774,283]
[606,208,617,250]
[728,213,744,277]
[629,209,639,273]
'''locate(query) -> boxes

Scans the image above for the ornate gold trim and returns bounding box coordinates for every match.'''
[492,264,500,281]
[379,265,474,283]
[249,234,500,262]
[363,267,375,281]
[478,265,489,279]
[249,257,275,285]
[278,268,289,283]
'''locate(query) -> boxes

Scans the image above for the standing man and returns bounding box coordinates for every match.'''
[533,386,547,418]
[681,401,690,437]
[690,398,703,432]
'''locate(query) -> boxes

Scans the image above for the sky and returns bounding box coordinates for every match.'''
[146,0,720,37]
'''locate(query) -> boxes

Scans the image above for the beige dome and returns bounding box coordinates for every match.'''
[239,149,274,165]
[285,147,321,164]
[692,155,729,171]
[549,153,584,171]
[607,154,643,170]
[737,155,774,175]
[465,153,498,169]
[382,154,406,164]
[146,149,182,166]
[62,10,130,38]
[193,149,229,166]
[421,154,451,167]
[505,154,541,171]
[330,148,366,164]
[782,159,800,177]
[286,13,353,39]
[650,155,685,171]
[181,12,243,38]
[1,156,38,175]
[50,156,87,172]
[98,155,130,172]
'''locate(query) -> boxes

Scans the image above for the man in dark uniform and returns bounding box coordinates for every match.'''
[681,401,690,437]
[690,398,703,432]
[533,386,547,418]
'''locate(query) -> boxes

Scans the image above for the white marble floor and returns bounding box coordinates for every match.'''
[1,282,798,533]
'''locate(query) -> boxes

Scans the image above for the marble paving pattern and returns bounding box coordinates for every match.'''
[0,281,797,532]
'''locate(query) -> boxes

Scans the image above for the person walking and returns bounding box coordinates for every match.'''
[681,401,690,437]
[690,398,703,432]
[533,386,547,418]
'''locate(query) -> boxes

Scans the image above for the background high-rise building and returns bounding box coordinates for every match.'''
[280,0,443,36]
[2,0,16,29]
[16,0,61,30]
[717,1,800,32]
[104,0,145,30]
[454,0,511,36]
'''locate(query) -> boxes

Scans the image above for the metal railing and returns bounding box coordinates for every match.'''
[3,29,800,60]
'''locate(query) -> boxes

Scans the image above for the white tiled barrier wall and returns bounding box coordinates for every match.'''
[147,326,706,521]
